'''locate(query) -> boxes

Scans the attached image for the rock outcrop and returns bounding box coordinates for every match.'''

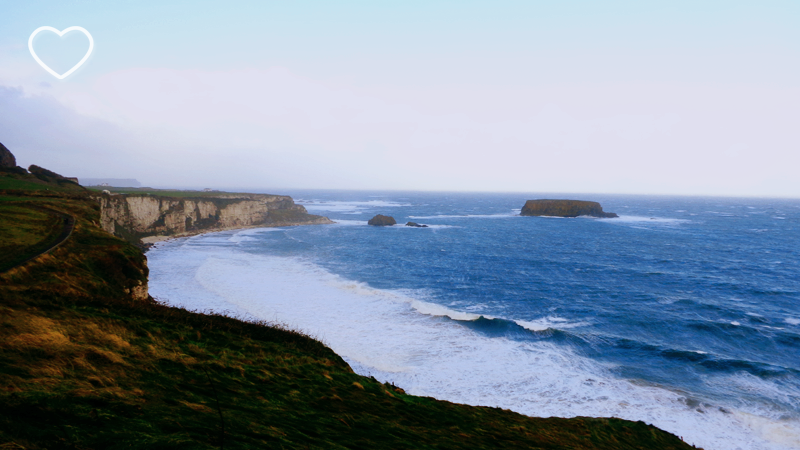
[28,165,77,183]
[521,200,618,218]
[0,142,27,174]
[0,142,16,168]
[99,193,333,242]
[368,214,396,226]
[405,221,428,228]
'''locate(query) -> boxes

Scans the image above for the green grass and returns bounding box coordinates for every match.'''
[0,173,87,196]
[0,176,58,192]
[0,296,696,449]
[0,203,67,272]
[0,174,699,449]
[86,186,253,198]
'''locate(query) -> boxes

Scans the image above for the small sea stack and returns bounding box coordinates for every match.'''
[520,199,618,218]
[368,214,397,226]
[405,221,428,228]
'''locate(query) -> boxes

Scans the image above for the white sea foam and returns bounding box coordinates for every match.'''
[331,219,369,226]
[409,299,483,321]
[515,316,590,331]
[298,199,412,213]
[785,318,800,326]
[331,219,454,230]
[408,212,518,219]
[227,228,282,243]
[147,236,800,450]
[610,215,689,225]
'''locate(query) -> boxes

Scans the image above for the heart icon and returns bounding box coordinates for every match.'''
[28,26,94,80]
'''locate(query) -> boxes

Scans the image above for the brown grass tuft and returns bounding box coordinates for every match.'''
[181,400,214,413]
[7,331,71,351]
[86,347,126,365]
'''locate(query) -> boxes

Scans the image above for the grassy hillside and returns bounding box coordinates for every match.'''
[0,203,67,272]
[0,173,698,449]
[0,173,85,194]
[86,186,254,198]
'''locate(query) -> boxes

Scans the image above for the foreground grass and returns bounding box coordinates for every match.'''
[1,175,698,449]
[0,297,697,450]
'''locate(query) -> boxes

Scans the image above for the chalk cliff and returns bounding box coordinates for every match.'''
[521,199,618,218]
[99,193,333,242]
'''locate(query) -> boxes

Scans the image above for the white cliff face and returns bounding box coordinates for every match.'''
[218,200,268,227]
[125,196,164,232]
[99,193,331,239]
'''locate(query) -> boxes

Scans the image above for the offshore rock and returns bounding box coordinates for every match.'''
[521,199,618,218]
[368,214,397,226]
[405,221,428,228]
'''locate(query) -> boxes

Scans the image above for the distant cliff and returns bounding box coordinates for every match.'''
[521,199,618,218]
[98,192,333,243]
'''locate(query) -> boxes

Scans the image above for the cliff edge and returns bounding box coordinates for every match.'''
[521,199,618,218]
[98,191,333,243]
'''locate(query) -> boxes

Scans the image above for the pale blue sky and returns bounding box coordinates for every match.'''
[5,1,799,83]
[1,1,799,195]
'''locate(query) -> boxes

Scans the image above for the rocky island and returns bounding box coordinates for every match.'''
[521,199,618,218]
[368,214,397,226]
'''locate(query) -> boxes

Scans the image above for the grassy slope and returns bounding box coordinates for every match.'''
[0,175,698,449]
[0,172,86,193]
[0,202,65,272]
[85,186,254,198]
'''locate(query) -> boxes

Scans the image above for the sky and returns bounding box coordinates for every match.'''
[0,1,798,196]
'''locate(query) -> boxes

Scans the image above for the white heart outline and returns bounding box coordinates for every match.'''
[28,26,94,80]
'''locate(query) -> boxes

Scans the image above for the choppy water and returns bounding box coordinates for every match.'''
[147,191,800,450]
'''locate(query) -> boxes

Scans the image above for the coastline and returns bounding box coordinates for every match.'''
[147,226,797,450]
[143,187,800,450]
[139,219,333,249]
[5,174,797,448]
[0,152,699,449]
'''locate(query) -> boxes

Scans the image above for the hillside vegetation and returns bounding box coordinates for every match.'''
[0,171,697,449]
[86,186,254,198]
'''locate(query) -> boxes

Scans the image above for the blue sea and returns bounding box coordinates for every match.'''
[147,191,800,450]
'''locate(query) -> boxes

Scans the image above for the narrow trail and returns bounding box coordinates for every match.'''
[1,205,75,273]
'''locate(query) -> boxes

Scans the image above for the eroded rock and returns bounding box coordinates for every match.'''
[368,214,397,226]
[520,199,618,218]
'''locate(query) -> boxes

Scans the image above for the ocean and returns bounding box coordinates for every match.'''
[147,191,800,450]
